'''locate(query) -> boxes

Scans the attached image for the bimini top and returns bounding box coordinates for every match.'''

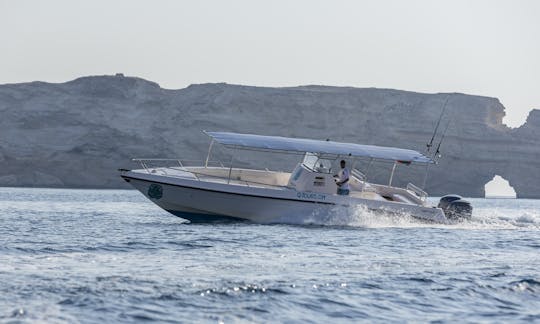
[205,131,433,164]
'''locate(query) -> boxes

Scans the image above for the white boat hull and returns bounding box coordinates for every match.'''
[121,170,448,224]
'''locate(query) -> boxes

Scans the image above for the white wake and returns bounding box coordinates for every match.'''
[291,199,540,230]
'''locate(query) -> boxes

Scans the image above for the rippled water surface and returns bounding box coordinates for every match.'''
[1,188,539,323]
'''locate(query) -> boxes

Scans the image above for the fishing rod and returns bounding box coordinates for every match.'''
[423,119,452,189]
[433,119,451,160]
[426,95,450,154]
[422,95,451,189]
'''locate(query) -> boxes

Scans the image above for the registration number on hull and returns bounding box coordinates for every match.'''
[296,192,327,201]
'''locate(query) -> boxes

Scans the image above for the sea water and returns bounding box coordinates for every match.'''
[0,188,539,323]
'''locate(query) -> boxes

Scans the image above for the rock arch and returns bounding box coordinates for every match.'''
[485,175,516,198]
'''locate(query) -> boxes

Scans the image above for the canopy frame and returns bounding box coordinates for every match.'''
[204,131,434,165]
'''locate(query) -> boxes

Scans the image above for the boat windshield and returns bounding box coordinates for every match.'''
[302,152,318,169]
[302,153,332,173]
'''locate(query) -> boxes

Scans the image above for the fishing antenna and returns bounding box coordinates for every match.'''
[433,119,451,160]
[426,95,450,154]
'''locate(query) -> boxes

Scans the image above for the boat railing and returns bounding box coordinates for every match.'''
[132,158,225,169]
[406,182,428,201]
[131,158,285,189]
[351,168,366,182]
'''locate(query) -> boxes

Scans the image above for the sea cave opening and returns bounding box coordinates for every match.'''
[484,175,517,198]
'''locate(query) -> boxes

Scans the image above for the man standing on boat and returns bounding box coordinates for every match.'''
[335,160,350,195]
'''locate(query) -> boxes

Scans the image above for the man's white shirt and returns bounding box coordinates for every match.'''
[338,168,350,190]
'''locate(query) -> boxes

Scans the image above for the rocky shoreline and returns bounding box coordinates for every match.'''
[1,75,538,197]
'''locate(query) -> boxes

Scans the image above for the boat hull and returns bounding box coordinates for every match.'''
[121,170,448,224]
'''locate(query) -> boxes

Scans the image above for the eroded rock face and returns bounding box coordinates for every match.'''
[0,75,538,197]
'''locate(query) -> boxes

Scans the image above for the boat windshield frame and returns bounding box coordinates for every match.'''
[302,152,333,174]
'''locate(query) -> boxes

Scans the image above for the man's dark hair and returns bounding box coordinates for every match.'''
[340,160,346,164]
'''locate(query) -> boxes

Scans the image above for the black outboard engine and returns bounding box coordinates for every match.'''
[438,194,473,221]
[438,194,462,209]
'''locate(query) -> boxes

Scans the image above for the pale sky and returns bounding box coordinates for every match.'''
[1,0,539,127]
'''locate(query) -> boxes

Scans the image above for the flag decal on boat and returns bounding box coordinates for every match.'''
[148,184,163,199]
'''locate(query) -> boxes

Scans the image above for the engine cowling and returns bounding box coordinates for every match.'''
[438,195,473,221]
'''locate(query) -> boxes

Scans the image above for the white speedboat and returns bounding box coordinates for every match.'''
[119,131,472,224]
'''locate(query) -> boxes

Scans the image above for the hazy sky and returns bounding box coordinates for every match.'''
[1,0,539,127]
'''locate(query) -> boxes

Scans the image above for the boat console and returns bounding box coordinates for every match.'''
[288,163,337,194]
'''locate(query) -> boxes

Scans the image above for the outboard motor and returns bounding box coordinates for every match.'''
[438,194,473,221]
[438,194,462,209]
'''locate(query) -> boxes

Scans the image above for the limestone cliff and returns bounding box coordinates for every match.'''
[0,75,538,197]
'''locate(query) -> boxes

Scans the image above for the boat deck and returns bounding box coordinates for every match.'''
[137,167,291,191]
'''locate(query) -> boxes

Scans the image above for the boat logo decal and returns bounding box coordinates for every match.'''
[297,192,326,201]
[148,183,163,199]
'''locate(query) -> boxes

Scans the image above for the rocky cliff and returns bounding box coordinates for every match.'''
[0,75,538,197]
